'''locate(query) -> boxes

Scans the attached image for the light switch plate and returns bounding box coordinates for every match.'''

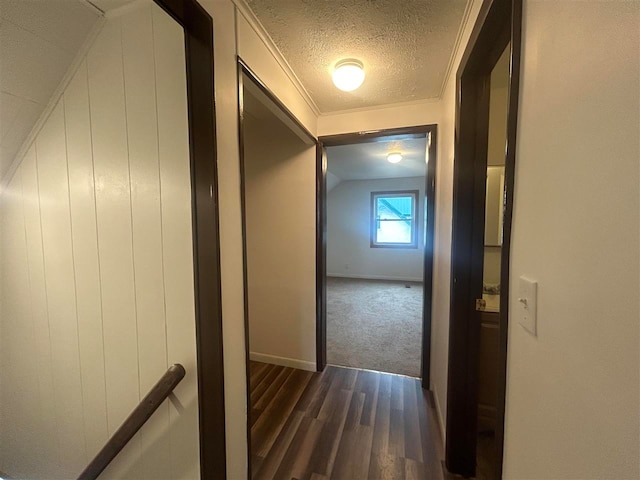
[518,276,537,335]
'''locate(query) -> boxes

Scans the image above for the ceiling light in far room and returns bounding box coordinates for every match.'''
[387,152,403,164]
[332,59,365,92]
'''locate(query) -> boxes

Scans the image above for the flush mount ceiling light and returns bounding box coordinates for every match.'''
[387,152,403,164]
[332,59,365,92]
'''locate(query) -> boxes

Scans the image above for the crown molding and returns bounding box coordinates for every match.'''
[231,0,321,117]
[438,0,475,98]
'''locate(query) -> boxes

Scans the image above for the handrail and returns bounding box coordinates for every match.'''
[78,364,186,480]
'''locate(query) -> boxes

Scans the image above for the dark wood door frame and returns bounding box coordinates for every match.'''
[445,0,522,477]
[317,125,438,390]
[152,0,226,477]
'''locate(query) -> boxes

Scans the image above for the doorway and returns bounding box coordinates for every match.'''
[317,126,437,388]
[237,60,318,478]
[445,0,523,478]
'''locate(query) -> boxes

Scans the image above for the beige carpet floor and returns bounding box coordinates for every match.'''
[326,277,423,377]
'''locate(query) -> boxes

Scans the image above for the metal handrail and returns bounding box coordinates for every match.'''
[77,364,186,480]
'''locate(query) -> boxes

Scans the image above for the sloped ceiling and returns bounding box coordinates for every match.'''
[327,136,427,182]
[0,0,101,179]
[247,0,469,113]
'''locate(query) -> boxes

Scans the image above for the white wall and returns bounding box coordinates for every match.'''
[205,0,249,477]
[317,100,442,137]
[0,4,199,478]
[487,89,508,167]
[243,113,317,371]
[503,1,639,478]
[235,3,318,137]
[327,177,426,282]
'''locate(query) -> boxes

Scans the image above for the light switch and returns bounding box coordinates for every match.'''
[517,276,537,336]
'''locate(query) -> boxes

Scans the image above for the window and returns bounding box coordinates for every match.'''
[371,190,418,248]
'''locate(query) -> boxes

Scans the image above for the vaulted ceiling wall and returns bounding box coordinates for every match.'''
[0,0,101,179]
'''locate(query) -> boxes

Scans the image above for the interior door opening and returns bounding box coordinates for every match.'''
[237,60,318,479]
[317,126,437,389]
[446,0,522,478]
[476,42,510,480]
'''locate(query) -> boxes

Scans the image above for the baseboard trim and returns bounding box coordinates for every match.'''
[327,273,423,282]
[249,352,316,372]
[431,383,447,444]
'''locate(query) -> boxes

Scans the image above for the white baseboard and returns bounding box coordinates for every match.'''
[249,352,316,372]
[327,273,423,282]
[431,383,446,444]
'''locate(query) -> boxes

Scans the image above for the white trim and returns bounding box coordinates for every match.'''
[250,352,316,372]
[231,0,321,117]
[438,0,475,99]
[431,383,447,444]
[1,16,107,190]
[327,273,423,283]
[318,96,440,118]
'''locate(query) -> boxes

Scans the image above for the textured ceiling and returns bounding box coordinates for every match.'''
[327,135,427,181]
[247,0,468,113]
[0,0,100,179]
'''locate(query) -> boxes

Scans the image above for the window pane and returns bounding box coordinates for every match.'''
[374,194,414,244]
[376,196,413,220]
[377,219,412,243]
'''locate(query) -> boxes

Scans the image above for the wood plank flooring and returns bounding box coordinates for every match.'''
[249,361,448,480]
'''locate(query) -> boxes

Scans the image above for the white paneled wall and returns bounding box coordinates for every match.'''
[0,3,200,479]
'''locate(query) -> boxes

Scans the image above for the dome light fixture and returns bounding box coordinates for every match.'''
[387,152,403,164]
[332,59,365,92]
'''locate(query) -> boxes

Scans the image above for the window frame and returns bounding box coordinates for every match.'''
[370,190,419,249]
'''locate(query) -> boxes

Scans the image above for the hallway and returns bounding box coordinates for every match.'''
[249,361,447,480]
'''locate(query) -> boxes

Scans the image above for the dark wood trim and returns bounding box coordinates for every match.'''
[445,0,522,477]
[495,1,523,478]
[236,63,253,480]
[369,190,419,249]
[316,143,327,371]
[319,125,436,147]
[78,365,186,480]
[152,1,226,478]
[237,57,316,145]
[422,127,437,389]
[317,124,438,388]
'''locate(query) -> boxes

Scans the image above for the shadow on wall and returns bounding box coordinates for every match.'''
[243,111,317,370]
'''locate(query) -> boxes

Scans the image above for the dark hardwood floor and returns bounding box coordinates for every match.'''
[249,361,449,480]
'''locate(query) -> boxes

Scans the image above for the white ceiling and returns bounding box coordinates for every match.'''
[327,136,427,182]
[0,0,101,179]
[246,0,469,113]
